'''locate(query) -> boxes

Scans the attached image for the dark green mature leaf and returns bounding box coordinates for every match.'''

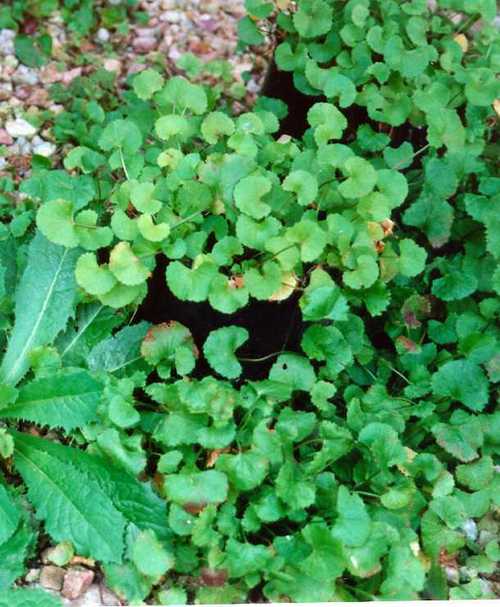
[88,322,150,374]
[0,588,61,607]
[14,434,126,563]
[0,371,102,431]
[0,233,79,386]
[0,483,20,546]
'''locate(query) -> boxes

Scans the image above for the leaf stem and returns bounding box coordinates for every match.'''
[119,146,130,180]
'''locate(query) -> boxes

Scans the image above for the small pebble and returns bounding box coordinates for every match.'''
[97,28,111,43]
[39,565,65,591]
[0,129,13,145]
[62,567,95,600]
[103,59,122,73]
[33,141,56,157]
[5,118,37,139]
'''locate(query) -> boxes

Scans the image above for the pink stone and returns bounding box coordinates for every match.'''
[62,567,95,600]
[132,37,157,53]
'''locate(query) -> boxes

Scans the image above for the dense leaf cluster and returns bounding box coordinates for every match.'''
[0,0,499,604]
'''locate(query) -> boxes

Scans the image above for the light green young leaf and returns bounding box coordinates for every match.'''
[201,112,235,144]
[293,0,333,38]
[133,69,165,100]
[398,239,427,277]
[129,180,162,214]
[109,242,151,286]
[75,253,117,296]
[131,530,174,578]
[98,119,142,154]
[36,199,78,248]
[234,175,272,219]
[137,214,170,242]
[203,326,249,379]
[283,170,318,206]
[339,158,378,198]
[343,254,379,289]
[164,470,228,505]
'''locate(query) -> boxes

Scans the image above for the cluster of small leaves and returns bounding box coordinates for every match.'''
[0,0,144,67]
[0,0,498,604]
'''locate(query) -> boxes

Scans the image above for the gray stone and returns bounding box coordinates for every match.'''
[40,565,65,591]
[5,118,37,138]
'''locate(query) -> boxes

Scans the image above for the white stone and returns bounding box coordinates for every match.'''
[5,118,37,139]
[97,28,111,43]
[33,141,56,157]
[12,65,39,86]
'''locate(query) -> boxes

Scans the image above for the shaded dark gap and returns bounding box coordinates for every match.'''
[136,256,304,381]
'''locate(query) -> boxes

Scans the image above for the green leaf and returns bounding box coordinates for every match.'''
[0,371,101,431]
[276,461,316,510]
[0,233,79,386]
[14,33,52,67]
[283,170,318,206]
[269,353,316,392]
[156,76,207,115]
[293,0,333,38]
[164,470,228,506]
[456,456,494,491]
[398,239,427,277]
[155,115,190,141]
[332,486,371,547]
[166,259,217,303]
[129,180,162,214]
[308,103,347,144]
[339,157,378,198]
[14,435,126,563]
[131,530,174,578]
[98,119,143,154]
[133,69,165,100]
[432,360,489,411]
[244,261,282,300]
[21,170,95,210]
[216,451,268,491]
[0,519,35,591]
[75,253,117,296]
[36,199,79,248]
[344,254,379,289]
[238,16,265,45]
[88,322,150,374]
[203,326,249,379]
[0,588,62,607]
[286,219,326,262]
[141,322,197,377]
[109,242,151,286]
[234,176,272,219]
[201,112,235,144]
[0,484,20,546]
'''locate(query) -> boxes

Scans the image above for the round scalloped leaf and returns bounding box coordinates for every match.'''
[324,73,356,108]
[234,176,272,219]
[203,326,249,379]
[74,210,113,251]
[111,209,139,241]
[109,242,151,286]
[377,169,409,207]
[208,274,249,314]
[431,360,489,411]
[98,119,142,154]
[244,260,282,300]
[36,199,79,248]
[137,214,171,242]
[269,353,316,392]
[293,0,333,38]
[344,254,379,289]
[166,259,217,302]
[156,76,208,115]
[338,157,378,198]
[398,239,427,277]
[75,253,117,296]
[129,181,162,214]
[99,283,147,308]
[282,170,318,206]
[132,530,174,579]
[155,115,190,141]
[286,220,326,262]
[201,112,235,144]
[307,102,347,145]
[133,69,165,101]
[141,321,197,376]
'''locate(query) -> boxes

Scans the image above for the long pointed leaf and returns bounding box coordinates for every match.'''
[0,232,79,386]
[0,371,102,431]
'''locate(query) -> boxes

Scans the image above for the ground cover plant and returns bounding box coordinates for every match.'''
[0,0,499,604]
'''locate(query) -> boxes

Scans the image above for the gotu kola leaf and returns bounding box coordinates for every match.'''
[0,232,79,386]
[203,326,249,379]
[141,322,197,377]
